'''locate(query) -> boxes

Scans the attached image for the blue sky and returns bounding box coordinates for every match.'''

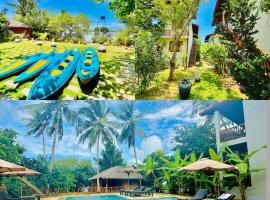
[194,0,217,41]
[0,101,207,165]
[1,0,216,40]
[0,0,125,30]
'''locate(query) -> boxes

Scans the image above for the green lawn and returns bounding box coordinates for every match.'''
[136,64,247,100]
[0,41,134,100]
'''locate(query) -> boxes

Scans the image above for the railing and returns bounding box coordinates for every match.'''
[220,123,246,142]
[88,186,124,193]
[162,30,188,37]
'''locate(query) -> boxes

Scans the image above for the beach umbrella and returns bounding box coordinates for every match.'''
[179,158,236,172]
[179,158,235,197]
[0,167,41,197]
[118,167,139,190]
[0,159,26,173]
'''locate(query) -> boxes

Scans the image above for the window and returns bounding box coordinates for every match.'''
[169,41,183,52]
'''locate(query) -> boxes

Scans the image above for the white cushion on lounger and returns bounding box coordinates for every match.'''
[218,193,232,199]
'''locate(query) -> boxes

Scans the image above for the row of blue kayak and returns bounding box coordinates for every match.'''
[0,48,100,100]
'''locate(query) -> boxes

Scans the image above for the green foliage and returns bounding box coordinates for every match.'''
[48,11,91,42]
[221,144,267,200]
[0,129,25,162]
[114,29,134,47]
[201,42,229,74]
[217,0,270,99]
[135,30,165,94]
[261,0,270,13]
[0,9,12,42]
[173,122,216,157]
[98,140,125,172]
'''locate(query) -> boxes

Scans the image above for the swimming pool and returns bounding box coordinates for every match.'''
[65,195,177,200]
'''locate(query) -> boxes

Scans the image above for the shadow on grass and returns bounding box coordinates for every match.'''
[137,68,243,100]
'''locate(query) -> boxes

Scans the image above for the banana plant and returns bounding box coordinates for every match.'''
[221,144,267,200]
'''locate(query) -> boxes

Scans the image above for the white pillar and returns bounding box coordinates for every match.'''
[214,111,221,152]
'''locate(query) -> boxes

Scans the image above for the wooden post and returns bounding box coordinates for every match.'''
[106,179,108,193]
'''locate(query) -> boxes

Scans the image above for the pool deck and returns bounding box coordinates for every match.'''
[41,192,197,200]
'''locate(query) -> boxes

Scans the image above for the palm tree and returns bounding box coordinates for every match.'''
[116,101,144,164]
[22,107,49,159]
[6,0,37,17]
[22,101,76,172]
[76,101,119,192]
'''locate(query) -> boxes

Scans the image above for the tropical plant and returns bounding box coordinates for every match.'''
[116,101,144,164]
[0,9,12,42]
[135,30,165,94]
[98,140,125,171]
[221,144,267,200]
[22,101,77,172]
[153,0,202,81]
[76,101,119,192]
[22,107,48,159]
[6,0,37,17]
[158,149,190,194]
[261,0,270,13]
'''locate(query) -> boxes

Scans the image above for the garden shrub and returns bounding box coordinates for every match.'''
[201,43,229,75]
[136,30,165,94]
[38,33,48,41]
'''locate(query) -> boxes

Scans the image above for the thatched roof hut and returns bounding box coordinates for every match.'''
[89,166,144,193]
[7,19,32,37]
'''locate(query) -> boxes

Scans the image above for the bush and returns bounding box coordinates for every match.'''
[38,33,48,41]
[136,30,165,94]
[201,43,229,74]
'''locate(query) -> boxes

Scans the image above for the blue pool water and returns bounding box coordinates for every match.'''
[65,195,177,200]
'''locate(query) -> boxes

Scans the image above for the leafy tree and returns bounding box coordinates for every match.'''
[98,140,125,171]
[153,0,202,81]
[135,30,165,94]
[217,0,270,99]
[172,122,216,157]
[222,144,267,200]
[77,101,119,192]
[0,129,24,163]
[48,11,91,42]
[95,0,135,23]
[7,0,49,33]
[0,9,12,42]
[115,101,144,164]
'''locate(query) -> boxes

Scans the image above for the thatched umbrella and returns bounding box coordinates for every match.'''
[0,159,25,173]
[179,158,235,197]
[0,167,41,197]
[118,167,140,190]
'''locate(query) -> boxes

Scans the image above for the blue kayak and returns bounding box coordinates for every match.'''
[76,47,100,84]
[28,49,80,100]
[0,50,53,80]
[14,50,66,84]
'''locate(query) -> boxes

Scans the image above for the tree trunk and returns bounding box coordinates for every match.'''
[42,132,46,159]
[96,135,101,193]
[17,177,44,197]
[239,182,246,200]
[133,145,138,164]
[49,131,57,172]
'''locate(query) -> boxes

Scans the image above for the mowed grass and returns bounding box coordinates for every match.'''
[0,41,135,100]
[136,64,247,100]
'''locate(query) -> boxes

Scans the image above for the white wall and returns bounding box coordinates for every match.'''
[254,13,270,54]
[243,101,269,200]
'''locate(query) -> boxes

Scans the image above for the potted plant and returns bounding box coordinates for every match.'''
[178,78,192,99]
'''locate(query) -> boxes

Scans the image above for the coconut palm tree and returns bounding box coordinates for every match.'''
[22,101,77,172]
[76,101,119,192]
[116,101,144,164]
[22,107,49,159]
